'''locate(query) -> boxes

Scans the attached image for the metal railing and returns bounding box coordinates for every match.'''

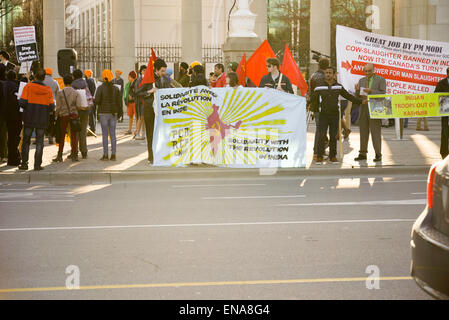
[70,45,113,79]
[136,43,224,64]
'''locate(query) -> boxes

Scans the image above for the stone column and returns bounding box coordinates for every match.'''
[395,0,449,42]
[222,0,262,67]
[111,0,135,74]
[309,0,330,74]
[372,0,393,36]
[182,0,202,63]
[43,0,65,74]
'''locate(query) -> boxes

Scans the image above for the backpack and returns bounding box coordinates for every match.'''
[85,87,94,107]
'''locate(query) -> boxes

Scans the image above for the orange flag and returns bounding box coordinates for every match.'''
[246,40,276,87]
[281,44,308,96]
[139,48,158,88]
[236,53,247,86]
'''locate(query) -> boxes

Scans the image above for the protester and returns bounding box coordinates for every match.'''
[226,72,240,89]
[354,63,387,162]
[136,58,171,165]
[0,51,16,71]
[209,72,216,86]
[112,70,125,122]
[53,74,83,163]
[416,118,429,131]
[176,62,190,87]
[311,67,362,164]
[190,64,208,87]
[84,70,97,134]
[166,68,182,87]
[43,68,60,145]
[259,58,294,94]
[2,70,21,166]
[308,58,330,161]
[94,69,123,161]
[18,69,55,171]
[72,69,93,159]
[124,70,137,135]
[0,64,8,163]
[3,70,21,166]
[210,63,227,88]
[134,65,147,140]
[227,61,239,74]
[437,67,449,159]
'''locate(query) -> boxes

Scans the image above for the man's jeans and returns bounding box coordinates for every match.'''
[89,104,97,132]
[99,114,117,156]
[313,112,320,155]
[22,127,45,168]
[78,109,89,155]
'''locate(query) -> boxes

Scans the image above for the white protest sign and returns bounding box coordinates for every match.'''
[17,82,27,101]
[336,25,449,95]
[13,26,39,63]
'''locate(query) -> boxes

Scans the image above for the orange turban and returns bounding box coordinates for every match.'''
[116,70,123,75]
[84,69,93,78]
[45,68,53,76]
[102,69,114,82]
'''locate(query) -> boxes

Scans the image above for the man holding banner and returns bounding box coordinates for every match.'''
[259,58,294,94]
[437,67,449,159]
[354,63,386,163]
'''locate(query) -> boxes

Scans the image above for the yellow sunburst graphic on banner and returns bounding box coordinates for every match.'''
[162,88,291,167]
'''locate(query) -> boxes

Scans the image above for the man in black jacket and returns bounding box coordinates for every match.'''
[3,70,22,166]
[307,58,330,160]
[259,58,294,94]
[0,64,7,163]
[136,59,172,165]
[311,67,362,164]
[437,67,449,159]
[0,51,16,72]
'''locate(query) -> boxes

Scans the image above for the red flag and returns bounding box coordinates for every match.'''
[151,48,157,63]
[281,44,308,96]
[246,40,276,87]
[139,48,158,88]
[236,53,247,86]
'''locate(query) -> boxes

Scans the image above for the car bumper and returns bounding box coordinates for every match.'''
[411,207,449,300]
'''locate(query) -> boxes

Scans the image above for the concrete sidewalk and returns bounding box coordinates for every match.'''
[0,117,442,184]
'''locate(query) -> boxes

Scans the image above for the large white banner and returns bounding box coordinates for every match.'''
[153,86,307,168]
[336,25,449,95]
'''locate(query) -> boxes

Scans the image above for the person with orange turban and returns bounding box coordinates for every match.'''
[84,69,97,134]
[43,67,60,145]
[94,69,123,161]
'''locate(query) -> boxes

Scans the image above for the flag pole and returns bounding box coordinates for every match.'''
[339,103,343,161]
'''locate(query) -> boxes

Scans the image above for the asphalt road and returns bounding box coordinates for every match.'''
[0,173,433,300]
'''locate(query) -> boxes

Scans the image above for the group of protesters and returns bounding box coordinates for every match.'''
[1,47,449,171]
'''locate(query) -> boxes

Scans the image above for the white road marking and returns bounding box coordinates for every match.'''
[0,200,74,203]
[172,183,266,188]
[0,189,73,191]
[0,192,34,198]
[0,218,416,232]
[203,195,306,200]
[276,199,426,207]
[411,192,426,195]
[362,180,426,184]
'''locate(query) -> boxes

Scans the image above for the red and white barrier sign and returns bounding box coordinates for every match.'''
[336,25,449,95]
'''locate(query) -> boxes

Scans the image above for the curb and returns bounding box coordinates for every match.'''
[0,165,431,185]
